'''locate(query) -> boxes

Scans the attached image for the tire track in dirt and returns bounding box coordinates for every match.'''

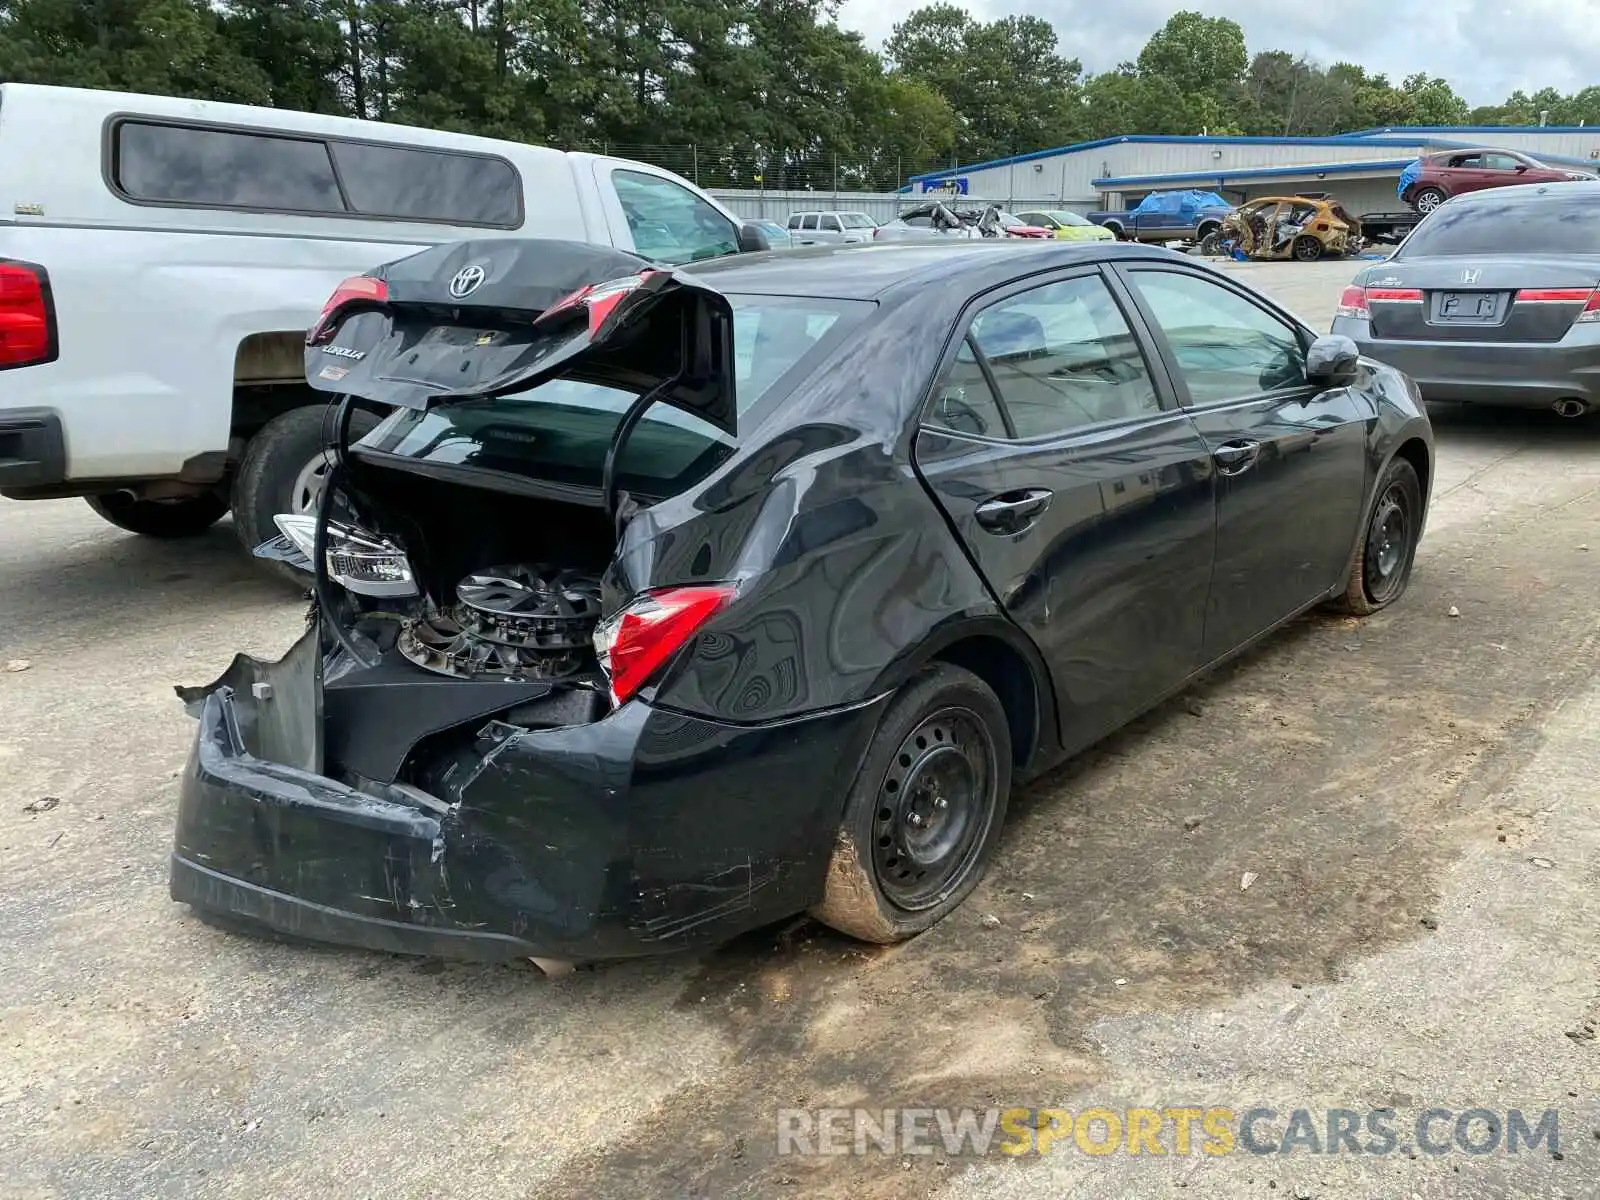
[541,463,1600,1199]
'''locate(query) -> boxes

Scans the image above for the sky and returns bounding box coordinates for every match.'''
[832,0,1600,111]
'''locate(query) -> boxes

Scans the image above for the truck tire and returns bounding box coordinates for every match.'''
[1101,221,1126,240]
[231,404,379,560]
[85,490,229,539]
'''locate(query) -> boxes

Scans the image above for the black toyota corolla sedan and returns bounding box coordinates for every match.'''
[170,237,1433,968]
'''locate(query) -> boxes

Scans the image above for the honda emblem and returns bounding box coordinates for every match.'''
[449,264,487,299]
[1460,268,1481,285]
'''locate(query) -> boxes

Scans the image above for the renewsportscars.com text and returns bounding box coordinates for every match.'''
[775,1106,1562,1158]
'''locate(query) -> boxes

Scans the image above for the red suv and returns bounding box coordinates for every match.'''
[1404,148,1596,214]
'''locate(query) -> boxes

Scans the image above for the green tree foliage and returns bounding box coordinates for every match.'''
[0,0,1577,184]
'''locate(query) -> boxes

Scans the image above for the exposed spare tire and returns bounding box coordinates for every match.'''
[85,490,228,539]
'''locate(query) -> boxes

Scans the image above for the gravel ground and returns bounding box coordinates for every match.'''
[1,258,1596,1199]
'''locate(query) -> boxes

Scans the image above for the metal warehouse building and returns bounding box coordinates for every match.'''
[908,126,1600,217]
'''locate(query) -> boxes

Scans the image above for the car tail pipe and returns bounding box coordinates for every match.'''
[1553,399,1589,418]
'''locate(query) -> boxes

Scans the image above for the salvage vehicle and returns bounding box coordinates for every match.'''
[1399,149,1595,215]
[0,83,772,580]
[874,204,1046,243]
[1218,195,1362,261]
[170,237,1434,967]
[1085,190,1232,246]
[1333,180,1600,417]
[1013,209,1117,243]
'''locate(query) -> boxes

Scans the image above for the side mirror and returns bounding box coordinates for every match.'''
[1307,333,1360,386]
[737,222,774,253]
[1515,163,1529,173]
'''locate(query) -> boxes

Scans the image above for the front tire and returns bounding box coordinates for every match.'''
[85,490,228,539]
[810,663,1012,944]
[1332,457,1423,616]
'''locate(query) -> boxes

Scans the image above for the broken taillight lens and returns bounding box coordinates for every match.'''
[0,261,55,369]
[540,271,658,336]
[593,585,737,707]
[306,274,388,345]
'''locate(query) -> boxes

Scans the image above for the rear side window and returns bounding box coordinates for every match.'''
[328,142,518,225]
[110,120,522,227]
[1402,195,1600,257]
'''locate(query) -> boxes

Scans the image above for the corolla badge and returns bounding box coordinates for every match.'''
[1460,268,1481,284]
[449,264,487,299]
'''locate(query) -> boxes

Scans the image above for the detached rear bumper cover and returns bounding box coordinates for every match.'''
[170,639,885,962]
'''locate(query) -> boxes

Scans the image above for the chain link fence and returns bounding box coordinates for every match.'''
[567,143,966,194]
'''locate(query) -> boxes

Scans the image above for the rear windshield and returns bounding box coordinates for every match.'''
[356,295,873,497]
[1401,194,1600,257]
[1051,211,1092,227]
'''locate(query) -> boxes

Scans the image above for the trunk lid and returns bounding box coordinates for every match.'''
[1364,256,1600,343]
[305,238,738,436]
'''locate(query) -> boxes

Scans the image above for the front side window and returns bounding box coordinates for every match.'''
[801,215,819,230]
[113,122,344,212]
[1482,153,1521,172]
[820,215,841,232]
[1128,270,1307,404]
[611,169,739,264]
[941,274,1162,439]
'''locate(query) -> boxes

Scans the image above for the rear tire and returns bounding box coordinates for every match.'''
[810,663,1012,944]
[1412,186,1446,215]
[231,404,378,578]
[84,490,228,539]
[1292,235,1323,262]
[1331,457,1423,616]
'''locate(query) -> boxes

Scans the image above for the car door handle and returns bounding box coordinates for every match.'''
[1212,440,1261,476]
[975,488,1053,533]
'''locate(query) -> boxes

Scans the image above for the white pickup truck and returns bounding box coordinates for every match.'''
[0,83,770,558]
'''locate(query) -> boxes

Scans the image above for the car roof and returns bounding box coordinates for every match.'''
[1447,179,1600,207]
[682,240,1173,301]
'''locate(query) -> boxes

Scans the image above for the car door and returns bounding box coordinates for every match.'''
[1116,264,1369,664]
[817,214,844,243]
[1446,153,1491,194]
[913,267,1218,753]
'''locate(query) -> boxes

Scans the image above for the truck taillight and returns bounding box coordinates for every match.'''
[0,260,56,370]
[592,585,736,706]
[306,274,388,345]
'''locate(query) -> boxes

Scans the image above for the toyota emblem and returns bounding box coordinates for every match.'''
[449,264,487,299]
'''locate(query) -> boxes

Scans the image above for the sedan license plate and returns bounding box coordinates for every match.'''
[1434,291,1504,324]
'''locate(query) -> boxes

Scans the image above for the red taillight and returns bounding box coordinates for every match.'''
[1335,284,1422,319]
[1334,285,1369,318]
[1516,285,1600,323]
[540,271,657,336]
[593,585,737,706]
[0,261,55,369]
[306,274,388,345]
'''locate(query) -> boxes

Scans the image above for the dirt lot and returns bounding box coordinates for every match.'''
[2,259,1598,1199]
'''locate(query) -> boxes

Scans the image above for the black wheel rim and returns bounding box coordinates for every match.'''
[1295,239,1319,261]
[871,706,998,911]
[1364,482,1413,603]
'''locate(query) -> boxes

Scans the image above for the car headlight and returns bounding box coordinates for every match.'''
[273,513,418,598]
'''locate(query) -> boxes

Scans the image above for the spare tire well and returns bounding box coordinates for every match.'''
[929,636,1040,770]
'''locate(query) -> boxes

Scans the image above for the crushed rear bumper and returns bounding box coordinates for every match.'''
[170,630,886,962]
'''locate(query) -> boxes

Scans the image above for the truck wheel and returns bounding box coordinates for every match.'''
[231,404,379,562]
[1412,187,1446,214]
[85,490,229,539]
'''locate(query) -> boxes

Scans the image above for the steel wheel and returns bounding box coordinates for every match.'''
[871,706,998,910]
[1363,481,1414,605]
